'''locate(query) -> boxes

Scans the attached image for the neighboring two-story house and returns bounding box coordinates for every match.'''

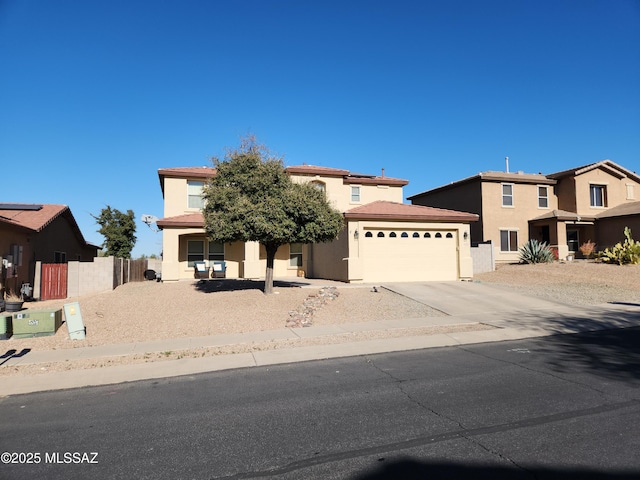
[408,160,640,263]
[156,165,478,283]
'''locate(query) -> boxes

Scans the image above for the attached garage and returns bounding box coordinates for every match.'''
[361,228,459,282]
[343,201,478,283]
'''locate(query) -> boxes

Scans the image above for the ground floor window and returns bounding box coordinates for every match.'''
[289,243,303,267]
[187,240,205,267]
[500,229,518,252]
[208,242,224,262]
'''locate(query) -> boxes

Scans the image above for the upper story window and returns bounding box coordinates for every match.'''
[538,186,549,208]
[502,183,513,207]
[350,185,361,203]
[310,181,326,194]
[187,181,205,209]
[590,184,607,207]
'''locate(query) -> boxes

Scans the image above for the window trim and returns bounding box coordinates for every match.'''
[187,240,205,267]
[500,229,519,252]
[207,242,225,262]
[502,183,514,207]
[589,184,607,208]
[350,185,361,203]
[537,185,549,209]
[187,181,205,209]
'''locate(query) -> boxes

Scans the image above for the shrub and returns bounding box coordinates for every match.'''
[519,239,555,264]
[579,240,596,258]
[598,227,640,265]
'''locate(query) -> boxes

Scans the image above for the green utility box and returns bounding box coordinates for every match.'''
[0,313,12,340]
[12,308,63,338]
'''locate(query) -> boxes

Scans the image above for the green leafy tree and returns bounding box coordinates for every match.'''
[203,136,344,294]
[92,206,137,258]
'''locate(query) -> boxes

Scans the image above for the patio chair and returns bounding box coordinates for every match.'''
[193,261,209,279]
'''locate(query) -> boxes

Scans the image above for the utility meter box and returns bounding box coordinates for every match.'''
[12,308,63,338]
[64,302,86,340]
[0,313,12,340]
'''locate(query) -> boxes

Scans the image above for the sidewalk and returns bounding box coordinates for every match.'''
[3,293,640,397]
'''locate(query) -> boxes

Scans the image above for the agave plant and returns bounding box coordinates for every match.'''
[519,239,554,264]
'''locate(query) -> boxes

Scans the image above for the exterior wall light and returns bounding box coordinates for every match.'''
[354,230,359,240]
[463,231,468,240]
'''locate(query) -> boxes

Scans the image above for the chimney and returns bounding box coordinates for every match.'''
[505,156,510,173]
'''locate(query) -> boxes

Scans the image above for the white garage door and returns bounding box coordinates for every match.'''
[361,229,458,283]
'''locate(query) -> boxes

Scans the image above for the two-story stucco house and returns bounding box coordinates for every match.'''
[408,159,640,263]
[157,164,478,283]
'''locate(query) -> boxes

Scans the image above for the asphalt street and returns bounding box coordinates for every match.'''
[2,328,640,480]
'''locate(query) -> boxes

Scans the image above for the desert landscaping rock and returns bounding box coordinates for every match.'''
[3,261,640,376]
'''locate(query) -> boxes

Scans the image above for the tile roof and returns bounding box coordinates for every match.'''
[287,164,409,186]
[547,160,640,183]
[0,204,69,231]
[596,201,640,219]
[344,201,478,222]
[529,209,595,222]
[158,167,217,195]
[158,167,217,178]
[285,165,350,177]
[408,171,554,200]
[156,213,205,229]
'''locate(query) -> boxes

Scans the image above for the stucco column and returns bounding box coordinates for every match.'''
[161,230,181,282]
[242,241,262,279]
[458,225,473,279]
[347,221,363,282]
[556,223,569,260]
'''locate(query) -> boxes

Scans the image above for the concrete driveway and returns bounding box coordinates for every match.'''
[383,281,566,316]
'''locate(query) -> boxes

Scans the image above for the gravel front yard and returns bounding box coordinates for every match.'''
[2,260,638,375]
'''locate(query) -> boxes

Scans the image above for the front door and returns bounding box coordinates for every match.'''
[567,229,579,253]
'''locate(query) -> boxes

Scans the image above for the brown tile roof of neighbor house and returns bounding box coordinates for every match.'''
[548,159,640,183]
[0,204,69,231]
[530,209,596,222]
[156,213,205,229]
[407,170,554,200]
[287,165,409,187]
[596,201,640,219]
[344,201,478,222]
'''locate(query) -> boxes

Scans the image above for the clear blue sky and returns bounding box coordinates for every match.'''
[1,0,638,257]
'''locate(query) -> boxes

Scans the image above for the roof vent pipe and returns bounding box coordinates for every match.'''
[381,168,385,178]
[505,156,510,173]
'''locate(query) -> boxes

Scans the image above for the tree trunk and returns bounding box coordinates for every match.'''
[264,244,279,294]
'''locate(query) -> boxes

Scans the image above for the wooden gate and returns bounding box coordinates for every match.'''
[41,263,68,300]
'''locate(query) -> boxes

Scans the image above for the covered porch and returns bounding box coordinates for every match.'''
[529,210,596,260]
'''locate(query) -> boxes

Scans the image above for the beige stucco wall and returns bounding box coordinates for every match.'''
[289,174,404,212]
[571,169,640,215]
[480,181,557,263]
[306,227,350,282]
[410,181,483,243]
